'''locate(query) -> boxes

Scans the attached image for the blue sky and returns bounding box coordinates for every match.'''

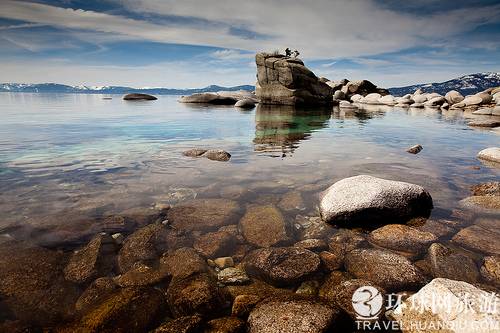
[0,0,499,88]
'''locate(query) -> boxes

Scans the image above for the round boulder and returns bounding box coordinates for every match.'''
[319,175,433,225]
[445,90,464,104]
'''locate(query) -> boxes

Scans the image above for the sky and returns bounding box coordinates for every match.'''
[0,0,499,88]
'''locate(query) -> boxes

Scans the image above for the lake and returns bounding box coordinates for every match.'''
[0,92,499,330]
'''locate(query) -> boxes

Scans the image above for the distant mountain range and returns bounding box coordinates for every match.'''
[388,72,500,96]
[0,83,255,95]
[2,72,499,97]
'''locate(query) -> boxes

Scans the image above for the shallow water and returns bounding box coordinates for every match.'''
[0,93,498,234]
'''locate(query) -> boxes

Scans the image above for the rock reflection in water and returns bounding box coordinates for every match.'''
[253,104,331,156]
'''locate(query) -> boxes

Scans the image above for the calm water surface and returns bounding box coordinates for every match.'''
[0,93,499,244]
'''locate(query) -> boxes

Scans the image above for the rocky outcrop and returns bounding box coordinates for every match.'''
[319,175,433,225]
[255,53,332,105]
[389,278,500,333]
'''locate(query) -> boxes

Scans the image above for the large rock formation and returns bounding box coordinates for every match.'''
[255,53,332,105]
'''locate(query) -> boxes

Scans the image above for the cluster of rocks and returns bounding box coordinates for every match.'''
[178,90,258,108]
[183,148,232,162]
[333,85,500,115]
[1,171,498,332]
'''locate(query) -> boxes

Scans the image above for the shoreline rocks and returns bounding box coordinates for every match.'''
[477,147,500,164]
[319,175,433,225]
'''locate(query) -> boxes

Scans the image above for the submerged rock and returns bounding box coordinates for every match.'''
[239,205,290,247]
[390,278,500,332]
[0,241,80,326]
[452,225,500,255]
[218,267,250,285]
[368,224,437,254]
[344,248,426,291]
[64,233,116,284]
[327,279,386,322]
[255,52,332,106]
[117,223,190,273]
[204,317,246,333]
[168,199,240,232]
[123,93,157,101]
[247,296,338,333]
[160,247,208,279]
[425,243,479,284]
[152,315,203,333]
[74,287,166,332]
[75,277,118,313]
[194,230,236,258]
[319,175,433,225]
[481,256,500,286]
[166,273,229,317]
[244,247,321,286]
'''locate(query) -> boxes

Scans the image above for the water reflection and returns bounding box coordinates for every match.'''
[253,104,331,156]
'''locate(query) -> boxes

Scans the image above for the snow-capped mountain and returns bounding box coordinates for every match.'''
[0,83,255,95]
[389,72,500,96]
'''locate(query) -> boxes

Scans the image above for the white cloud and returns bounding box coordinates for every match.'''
[1,0,499,59]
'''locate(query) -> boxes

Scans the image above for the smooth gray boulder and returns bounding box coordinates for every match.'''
[255,53,332,105]
[178,93,237,104]
[389,278,500,332]
[319,175,433,225]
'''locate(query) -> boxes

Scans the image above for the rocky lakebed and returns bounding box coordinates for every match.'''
[0,53,499,332]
